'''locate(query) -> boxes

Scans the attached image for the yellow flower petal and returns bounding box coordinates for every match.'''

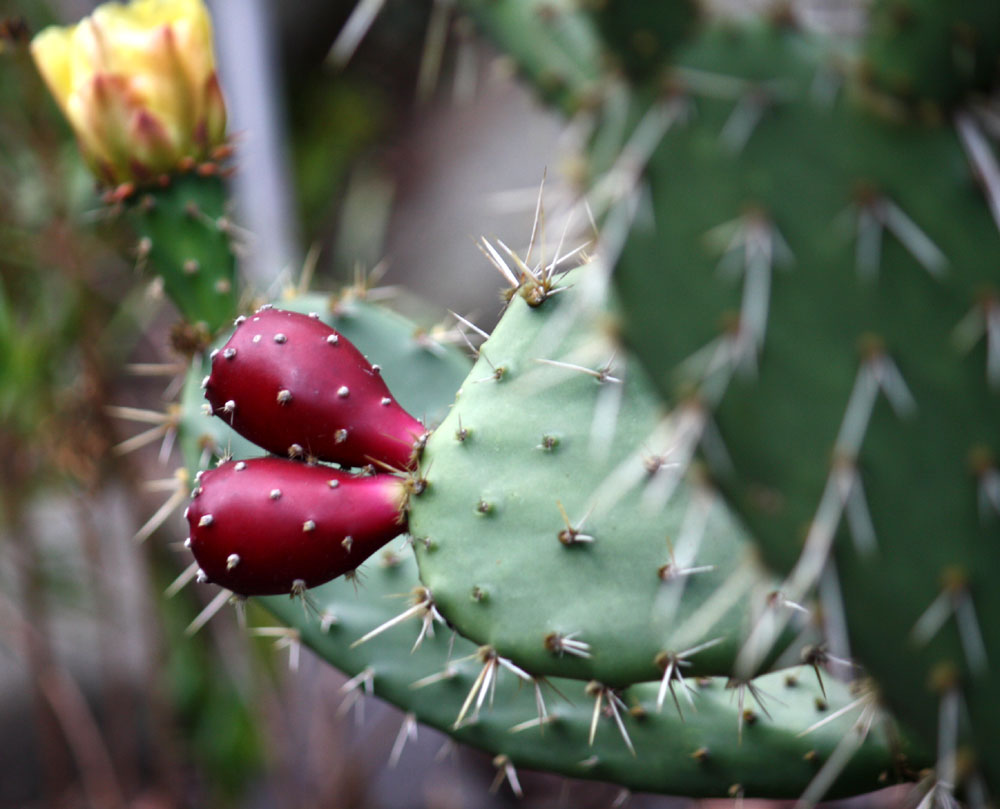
[29,0,225,186]
[30,25,75,113]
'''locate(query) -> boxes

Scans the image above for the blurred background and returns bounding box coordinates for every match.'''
[0,1,900,807]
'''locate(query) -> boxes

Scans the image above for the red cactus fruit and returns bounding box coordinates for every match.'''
[185,457,407,596]
[204,307,425,470]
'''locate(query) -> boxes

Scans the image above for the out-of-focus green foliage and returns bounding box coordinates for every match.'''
[0,15,108,489]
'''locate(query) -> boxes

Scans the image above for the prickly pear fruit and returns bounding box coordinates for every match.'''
[204,307,426,470]
[186,457,408,595]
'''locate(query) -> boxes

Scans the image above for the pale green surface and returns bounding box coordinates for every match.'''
[411,269,799,685]
[265,549,909,798]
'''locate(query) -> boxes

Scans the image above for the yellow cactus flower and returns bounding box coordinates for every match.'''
[31,0,227,188]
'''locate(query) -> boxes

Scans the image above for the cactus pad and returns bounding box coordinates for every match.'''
[410,267,801,687]
[128,173,239,332]
[605,21,1000,790]
[457,0,602,113]
[585,0,699,81]
[261,549,917,798]
[863,0,1000,109]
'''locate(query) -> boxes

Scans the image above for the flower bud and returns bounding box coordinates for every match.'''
[31,0,227,187]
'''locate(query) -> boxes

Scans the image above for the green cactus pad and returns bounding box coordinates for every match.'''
[128,173,239,333]
[863,0,1000,110]
[409,267,802,687]
[261,548,917,798]
[457,0,603,113]
[584,0,699,82]
[178,292,473,473]
[606,22,1000,790]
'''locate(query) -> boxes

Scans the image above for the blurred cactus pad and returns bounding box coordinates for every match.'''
[607,17,1000,798]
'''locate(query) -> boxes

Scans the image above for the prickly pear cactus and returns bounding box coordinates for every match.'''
[178,285,919,798]
[409,266,801,687]
[127,171,239,332]
[264,549,909,799]
[30,0,237,333]
[501,9,1000,801]
[167,281,922,797]
[602,21,1000,794]
[862,0,1000,110]
[455,0,602,112]
[584,0,698,81]
[459,0,999,797]
[28,0,957,800]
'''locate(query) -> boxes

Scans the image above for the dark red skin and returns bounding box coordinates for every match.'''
[186,457,407,596]
[205,307,425,470]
